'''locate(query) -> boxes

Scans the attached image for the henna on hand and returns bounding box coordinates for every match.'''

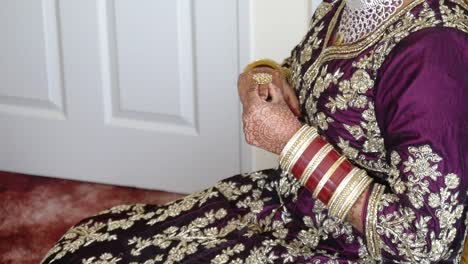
[242,83,302,154]
[238,68,301,116]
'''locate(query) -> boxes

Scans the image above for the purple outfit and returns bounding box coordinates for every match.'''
[42,0,468,263]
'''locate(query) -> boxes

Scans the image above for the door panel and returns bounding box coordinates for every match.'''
[0,0,241,193]
[0,0,65,119]
[100,0,197,134]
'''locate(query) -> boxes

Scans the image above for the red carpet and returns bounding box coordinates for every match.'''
[0,171,184,264]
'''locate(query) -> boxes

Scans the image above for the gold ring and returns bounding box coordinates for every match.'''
[252,73,273,85]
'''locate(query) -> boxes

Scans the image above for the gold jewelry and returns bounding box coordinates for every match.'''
[280,125,309,170]
[280,125,308,161]
[328,167,359,210]
[288,131,318,171]
[312,156,347,199]
[328,169,373,221]
[279,126,318,172]
[244,59,282,72]
[252,73,273,85]
[243,59,292,80]
[329,170,360,217]
[299,144,334,186]
[332,171,364,218]
[336,172,372,220]
[283,128,318,172]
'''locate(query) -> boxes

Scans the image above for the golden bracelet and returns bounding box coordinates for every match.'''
[328,167,360,210]
[279,125,309,169]
[284,128,318,172]
[331,170,366,219]
[336,172,372,220]
[329,171,361,218]
[288,131,318,172]
[243,59,291,79]
[280,126,318,172]
[312,156,347,199]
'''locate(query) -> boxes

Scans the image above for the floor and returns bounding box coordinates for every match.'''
[0,171,184,264]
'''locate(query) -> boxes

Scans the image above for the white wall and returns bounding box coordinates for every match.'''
[242,0,315,172]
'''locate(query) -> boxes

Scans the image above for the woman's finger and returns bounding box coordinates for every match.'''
[272,71,283,89]
[244,78,262,106]
[249,68,283,101]
[237,73,250,105]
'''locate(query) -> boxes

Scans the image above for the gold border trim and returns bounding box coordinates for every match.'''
[365,183,385,260]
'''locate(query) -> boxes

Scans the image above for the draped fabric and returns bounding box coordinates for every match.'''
[42,0,468,263]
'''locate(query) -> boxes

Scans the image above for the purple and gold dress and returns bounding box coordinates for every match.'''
[42,0,468,263]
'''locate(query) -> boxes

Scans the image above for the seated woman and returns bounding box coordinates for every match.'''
[42,0,468,262]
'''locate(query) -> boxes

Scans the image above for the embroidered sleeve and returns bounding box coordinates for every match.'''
[368,28,468,262]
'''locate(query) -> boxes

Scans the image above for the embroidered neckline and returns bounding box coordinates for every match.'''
[317,0,424,58]
[335,0,404,44]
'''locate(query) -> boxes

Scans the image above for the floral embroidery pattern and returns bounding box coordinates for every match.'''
[376,145,464,262]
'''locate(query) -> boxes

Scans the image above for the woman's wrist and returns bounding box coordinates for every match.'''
[279,124,373,221]
[277,120,303,155]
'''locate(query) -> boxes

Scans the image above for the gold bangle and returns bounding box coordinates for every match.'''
[328,167,359,210]
[280,126,317,172]
[299,144,334,186]
[284,128,318,172]
[336,172,372,221]
[329,171,360,218]
[279,125,308,160]
[287,131,318,172]
[279,125,309,169]
[244,59,281,73]
[243,59,291,79]
[331,170,366,219]
[312,156,347,199]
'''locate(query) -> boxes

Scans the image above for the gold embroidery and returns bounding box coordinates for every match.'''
[325,69,372,113]
[376,145,464,262]
[147,187,219,225]
[440,0,468,32]
[44,221,118,263]
[365,183,385,260]
[211,244,245,264]
[337,137,360,159]
[82,253,122,264]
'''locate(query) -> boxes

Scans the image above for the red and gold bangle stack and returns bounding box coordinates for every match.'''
[280,125,373,221]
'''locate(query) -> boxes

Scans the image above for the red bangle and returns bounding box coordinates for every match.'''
[318,159,353,205]
[287,128,363,206]
[291,137,327,179]
[303,149,340,192]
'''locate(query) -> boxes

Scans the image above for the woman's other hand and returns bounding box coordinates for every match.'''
[239,78,302,155]
[238,68,301,116]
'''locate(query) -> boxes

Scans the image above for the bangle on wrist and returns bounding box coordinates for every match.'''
[280,124,373,222]
[279,125,318,172]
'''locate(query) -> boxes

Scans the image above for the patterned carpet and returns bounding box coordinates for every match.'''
[0,171,184,264]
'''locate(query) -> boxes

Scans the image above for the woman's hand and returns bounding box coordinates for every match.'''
[238,68,301,116]
[239,75,302,155]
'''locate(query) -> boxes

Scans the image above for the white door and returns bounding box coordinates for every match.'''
[0,0,242,193]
